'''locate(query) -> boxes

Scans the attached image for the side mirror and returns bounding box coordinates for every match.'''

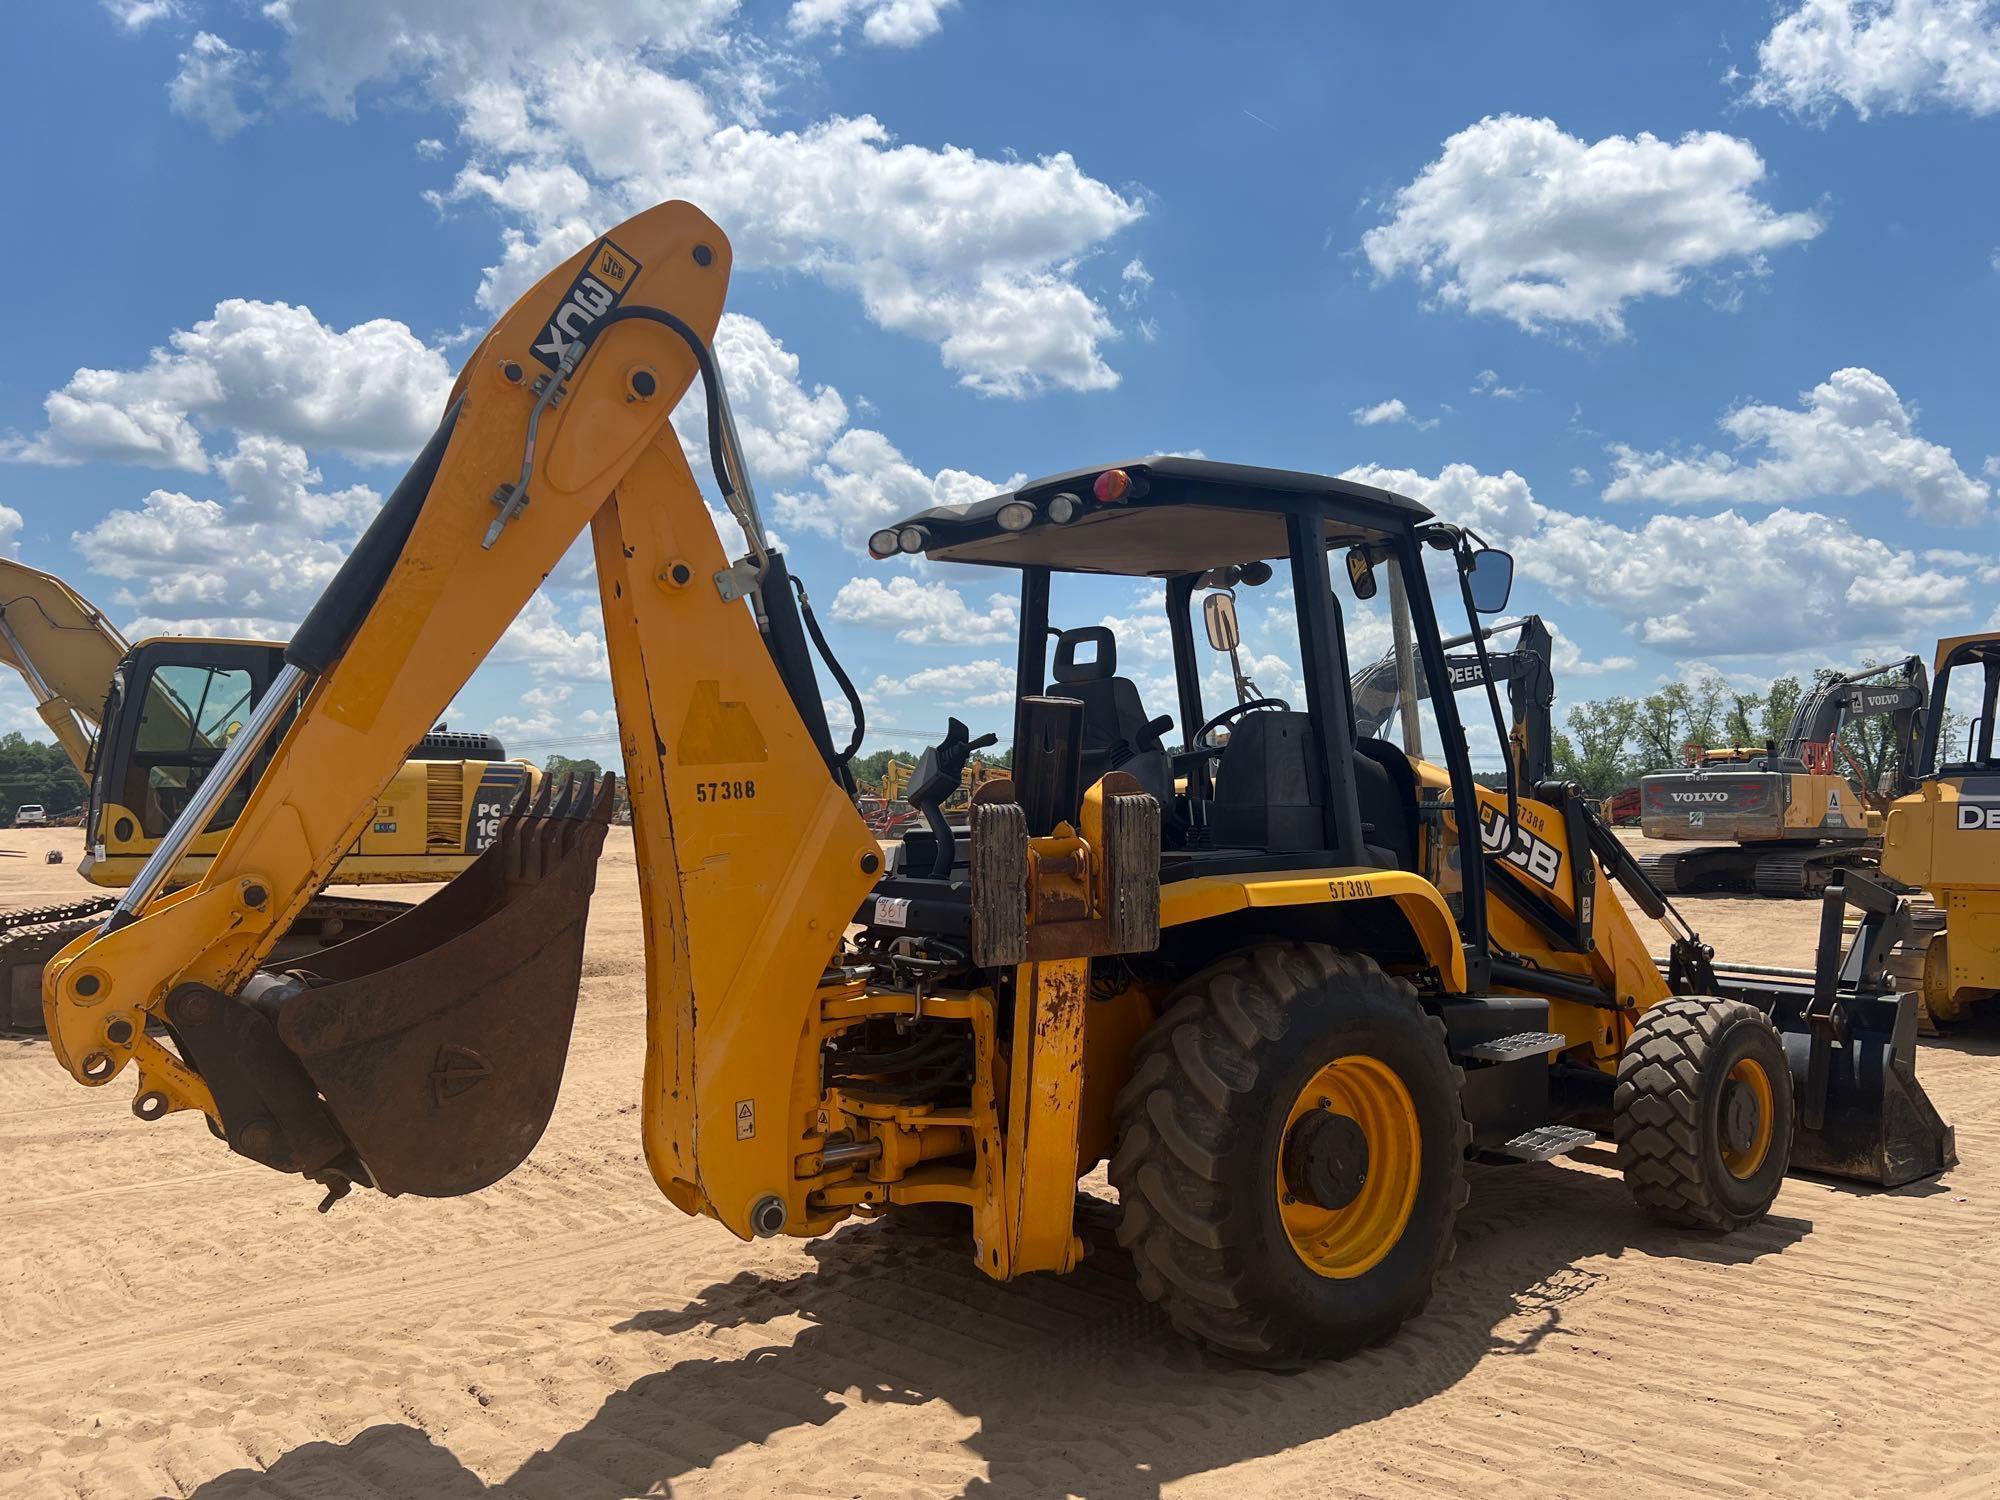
[1202,591,1241,652]
[1466,547,1514,614]
[1345,547,1379,601]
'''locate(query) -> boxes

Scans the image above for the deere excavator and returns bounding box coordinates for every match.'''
[0,557,536,1032]
[1877,633,2000,1028]
[1351,613,1555,789]
[37,202,1952,1368]
[1637,657,1928,897]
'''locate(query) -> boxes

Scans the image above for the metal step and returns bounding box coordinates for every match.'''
[1464,1030,1568,1063]
[1496,1124,1598,1162]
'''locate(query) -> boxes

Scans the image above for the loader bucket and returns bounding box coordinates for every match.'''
[268,772,615,1197]
[1777,991,1957,1188]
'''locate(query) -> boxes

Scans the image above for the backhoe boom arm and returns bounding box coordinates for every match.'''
[43,203,880,1237]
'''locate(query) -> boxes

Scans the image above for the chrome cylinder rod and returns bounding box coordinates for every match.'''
[107,660,312,928]
[708,360,771,564]
[0,611,58,703]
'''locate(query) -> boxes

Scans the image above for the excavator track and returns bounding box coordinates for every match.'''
[0,894,416,1036]
[1633,851,1681,895]
[1637,843,1886,899]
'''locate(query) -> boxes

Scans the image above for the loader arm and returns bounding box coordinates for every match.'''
[0,558,130,775]
[43,203,879,1234]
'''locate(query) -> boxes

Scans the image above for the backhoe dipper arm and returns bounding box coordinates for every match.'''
[43,203,881,1236]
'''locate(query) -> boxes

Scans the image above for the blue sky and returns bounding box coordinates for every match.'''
[2,0,1996,765]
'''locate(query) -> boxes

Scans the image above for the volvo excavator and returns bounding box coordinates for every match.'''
[37,202,1952,1367]
[1637,658,1928,897]
[0,557,536,1031]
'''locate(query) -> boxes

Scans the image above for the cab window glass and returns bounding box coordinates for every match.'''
[1936,656,1999,771]
[121,664,259,839]
[135,665,253,753]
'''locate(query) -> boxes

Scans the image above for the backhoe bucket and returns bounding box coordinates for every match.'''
[268,773,615,1197]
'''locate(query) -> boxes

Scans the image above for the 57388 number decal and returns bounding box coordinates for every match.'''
[695,779,757,803]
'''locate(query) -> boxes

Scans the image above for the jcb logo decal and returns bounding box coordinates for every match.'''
[1957,802,2000,831]
[1479,805,1563,887]
[531,237,642,370]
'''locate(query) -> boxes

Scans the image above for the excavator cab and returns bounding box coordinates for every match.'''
[37,200,1955,1368]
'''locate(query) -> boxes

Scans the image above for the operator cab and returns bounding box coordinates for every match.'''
[861,458,1514,939]
[1922,634,2000,776]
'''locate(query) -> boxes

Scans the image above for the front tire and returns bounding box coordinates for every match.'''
[1109,943,1468,1368]
[1614,997,1792,1231]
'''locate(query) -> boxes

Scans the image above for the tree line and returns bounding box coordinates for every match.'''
[0,733,88,822]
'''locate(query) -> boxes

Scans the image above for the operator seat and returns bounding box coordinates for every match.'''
[1047,626,1174,809]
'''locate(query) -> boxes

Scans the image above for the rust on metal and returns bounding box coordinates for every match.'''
[272,772,615,1197]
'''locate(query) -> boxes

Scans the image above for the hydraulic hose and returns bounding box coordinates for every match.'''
[791,575,865,763]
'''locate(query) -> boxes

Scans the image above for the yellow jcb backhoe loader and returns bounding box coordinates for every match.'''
[1876,633,2000,1027]
[0,557,538,1032]
[39,201,1952,1367]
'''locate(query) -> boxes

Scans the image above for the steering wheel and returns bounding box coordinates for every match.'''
[1193,696,1291,749]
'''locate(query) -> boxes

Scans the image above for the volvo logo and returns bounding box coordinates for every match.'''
[1671,791,1733,804]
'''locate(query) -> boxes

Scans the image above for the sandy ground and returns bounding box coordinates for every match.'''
[4,823,1998,1499]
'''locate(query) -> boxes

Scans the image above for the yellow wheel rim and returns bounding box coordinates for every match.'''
[1721,1057,1775,1179]
[1276,1055,1421,1279]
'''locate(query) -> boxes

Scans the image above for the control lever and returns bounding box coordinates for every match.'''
[909,717,998,878]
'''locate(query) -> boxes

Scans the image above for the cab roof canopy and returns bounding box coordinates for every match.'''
[883,457,1434,578]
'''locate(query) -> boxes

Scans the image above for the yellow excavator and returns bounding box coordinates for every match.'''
[38,201,1951,1367]
[0,557,538,1031]
[1637,658,1928,897]
[1877,633,2000,1027]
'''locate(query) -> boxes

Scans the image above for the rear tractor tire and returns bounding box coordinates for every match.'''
[1614,997,1792,1231]
[1109,943,1468,1368]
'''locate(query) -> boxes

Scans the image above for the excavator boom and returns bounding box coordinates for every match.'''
[0,558,129,775]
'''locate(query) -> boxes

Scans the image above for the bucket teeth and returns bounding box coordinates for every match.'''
[528,775,556,819]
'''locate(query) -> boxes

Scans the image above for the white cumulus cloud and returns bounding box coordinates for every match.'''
[830,574,1018,644]
[73,445,378,639]
[1351,397,1437,431]
[787,0,958,46]
[255,6,1144,396]
[1603,367,1989,525]
[1362,115,1824,335]
[1340,462,1972,656]
[6,299,453,471]
[102,0,182,28]
[1750,0,2000,119]
[869,658,1015,707]
[1353,398,1409,426]
[169,33,262,140]
[776,428,1018,555]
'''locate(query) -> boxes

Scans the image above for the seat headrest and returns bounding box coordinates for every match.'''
[1052,626,1116,684]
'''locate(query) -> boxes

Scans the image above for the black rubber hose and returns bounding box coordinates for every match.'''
[792,576,864,762]
[561,305,735,502]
